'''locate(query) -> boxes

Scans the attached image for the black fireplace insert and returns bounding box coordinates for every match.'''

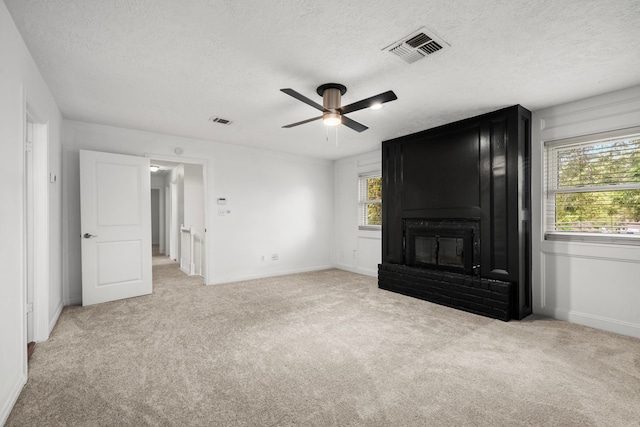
[404,219,479,275]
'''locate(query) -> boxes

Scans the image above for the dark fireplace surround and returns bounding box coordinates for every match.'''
[379,105,532,321]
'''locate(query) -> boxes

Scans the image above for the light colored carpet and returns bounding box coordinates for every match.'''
[7,252,640,426]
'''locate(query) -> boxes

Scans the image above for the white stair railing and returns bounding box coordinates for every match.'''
[179,225,195,275]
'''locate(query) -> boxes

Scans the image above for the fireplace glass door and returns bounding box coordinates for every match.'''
[415,236,437,264]
[438,237,464,268]
[404,222,475,274]
[413,235,464,269]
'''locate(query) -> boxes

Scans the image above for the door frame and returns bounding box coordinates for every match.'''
[170,181,179,261]
[164,185,170,255]
[23,94,51,346]
[146,153,209,285]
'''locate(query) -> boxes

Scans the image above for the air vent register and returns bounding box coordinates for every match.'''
[383,27,449,64]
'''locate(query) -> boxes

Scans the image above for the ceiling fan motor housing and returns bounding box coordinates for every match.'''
[322,87,341,110]
[317,83,346,124]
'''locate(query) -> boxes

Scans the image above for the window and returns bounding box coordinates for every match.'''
[544,130,640,243]
[359,172,382,230]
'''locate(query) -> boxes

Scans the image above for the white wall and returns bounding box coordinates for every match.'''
[184,164,204,235]
[0,2,63,424]
[167,164,184,262]
[334,150,382,277]
[532,85,640,339]
[183,163,205,275]
[61,120,334,302]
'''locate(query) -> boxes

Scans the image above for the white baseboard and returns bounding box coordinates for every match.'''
[49,300,64,336]
[207,264,335,285]
[334,264,378,278]
[535,305,640,339]
[64,295,82,306]
[0,373,27,426]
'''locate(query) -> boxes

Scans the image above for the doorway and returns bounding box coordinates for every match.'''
[148,157,207,281]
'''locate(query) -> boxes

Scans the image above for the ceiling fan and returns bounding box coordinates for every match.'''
[280,83,397,133]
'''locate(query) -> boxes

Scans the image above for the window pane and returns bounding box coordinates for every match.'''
[366,202,382,225]
[556,139,640,188]
[546,132,640,240]
[359,172,382,228]
[554,189,640,234]
[367,177,382,200]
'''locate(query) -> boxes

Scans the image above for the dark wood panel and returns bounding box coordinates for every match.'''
[519,218,531,316]
[400,126,481,210]
[489,117,509,274]
[515,106,533,319]
[401,207,483,219]
[382,142,403,264]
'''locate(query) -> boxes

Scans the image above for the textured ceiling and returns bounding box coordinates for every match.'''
[5,0,640,160]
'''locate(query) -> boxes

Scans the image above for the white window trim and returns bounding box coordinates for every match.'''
[543,126,640,245]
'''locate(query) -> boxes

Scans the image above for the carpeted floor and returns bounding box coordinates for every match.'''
[7,251,640,426]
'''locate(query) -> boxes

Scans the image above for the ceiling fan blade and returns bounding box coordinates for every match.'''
[281,88,325,112]
[341,116,369,133]
[339,90,398,115]
[282,115,323,128]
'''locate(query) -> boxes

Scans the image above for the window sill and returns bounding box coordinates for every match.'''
[540,236,640,263]
[545,232,640,246]
[358,226,381,232]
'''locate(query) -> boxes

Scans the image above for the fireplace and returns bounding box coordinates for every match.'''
[404,219,478,275]
[379,105,532,321]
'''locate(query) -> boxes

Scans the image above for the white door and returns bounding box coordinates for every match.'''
[80,150,152,306]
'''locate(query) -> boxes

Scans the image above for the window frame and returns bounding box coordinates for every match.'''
[543,127,640,245]
[358,171,382,231]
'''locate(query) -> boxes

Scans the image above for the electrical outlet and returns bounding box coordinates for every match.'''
[271,253,279,261]
[218,209,226,216]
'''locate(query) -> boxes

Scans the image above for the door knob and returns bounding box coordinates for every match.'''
[83,233,98,239]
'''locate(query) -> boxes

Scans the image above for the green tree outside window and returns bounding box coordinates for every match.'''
[359,174,382,228]
[549,136,640,235]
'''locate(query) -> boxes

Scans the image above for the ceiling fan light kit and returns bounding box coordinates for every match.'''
[281,83,397,133]
[323,112,341,126]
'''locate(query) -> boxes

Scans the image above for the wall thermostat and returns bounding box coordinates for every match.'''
[217,198,227,205]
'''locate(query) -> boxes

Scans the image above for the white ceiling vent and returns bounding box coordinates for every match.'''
[209,116,233,125]
[383,27,449,64]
